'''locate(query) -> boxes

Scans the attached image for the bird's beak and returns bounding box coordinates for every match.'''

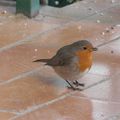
[92,47,98,51]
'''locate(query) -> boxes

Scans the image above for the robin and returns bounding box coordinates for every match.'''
[33,40,97,90]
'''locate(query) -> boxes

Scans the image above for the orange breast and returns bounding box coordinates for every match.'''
[75,50,93,72]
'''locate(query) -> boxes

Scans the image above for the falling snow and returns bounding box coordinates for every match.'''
[111,0,115,3]
[110,16,113,18]
[0,22,3,25]
[101,32,105,35]
[24,23,27,26]
[47,50,50,53]
[111,31,115,34]
[78,25,82,30]
[95,38,99,41]
[33,56,37,59]
[55,1,59,5]
[34,49,38,52]
[95,11,98,14]
[100,13,104,16]
[97,20,101,23]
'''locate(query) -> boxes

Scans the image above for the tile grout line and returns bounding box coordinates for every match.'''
[0,3,120,53]
[0,25,60,53]
[10,76,113,120]
[0,34,120,85]
[8,73,120,119]
[0,67,42,86]
[10,91,75,120]
[83,77,110,90]
[0,68,109,119]
[38,3,120,22]
[0,109,20,115]
[0,2,119,120]
[82,72,120,91]
[96,36,120,48]
[104,113,120,120]
[0,20,76,53]
[77,3,120,21]
[0,77,108,120]
[71,95,120,105]
[0,3,119,119]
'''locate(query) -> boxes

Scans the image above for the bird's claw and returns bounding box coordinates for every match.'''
[73,80,85,87]
[67,86,82,91]
[65,80,84,91]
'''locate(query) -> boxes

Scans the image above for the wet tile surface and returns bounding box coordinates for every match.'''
[0,21,117,82]
[80,73,120,103]
[0,17,58,48]
[0,0,120,120]
[28,21,120,49]
[0,66,69,111]
[0,112,15,120]
[85,5,120,25]
[39,0,120,21]
[14,96,93,120]
[14,96,120,120]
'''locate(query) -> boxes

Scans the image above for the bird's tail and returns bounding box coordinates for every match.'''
[33,59,49,63]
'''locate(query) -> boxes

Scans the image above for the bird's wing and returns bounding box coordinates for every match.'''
[46,54,73,66]
[46,47,74,66]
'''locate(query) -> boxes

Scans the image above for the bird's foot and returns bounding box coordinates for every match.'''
[73,80,85,87]
[67,86,82,91]
[65,80,83,91]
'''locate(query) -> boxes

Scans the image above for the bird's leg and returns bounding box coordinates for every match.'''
[65,80,81,91]
[65,80,75,90]
[73,80,85,87]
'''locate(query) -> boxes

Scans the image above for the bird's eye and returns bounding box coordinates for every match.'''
[83,46,87,50]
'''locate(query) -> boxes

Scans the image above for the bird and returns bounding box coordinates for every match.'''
[33,40,97,90]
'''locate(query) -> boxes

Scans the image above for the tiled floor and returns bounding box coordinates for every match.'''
[0,0,120,120]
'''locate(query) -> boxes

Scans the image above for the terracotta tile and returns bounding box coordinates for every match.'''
[0,66,70,111]
[74,73,108,89]
[85,5,120,25]
[14,96,93,120]
[96,38,120,65]
[0,16,58,47]
[94,46,120,65]
[39,0,120,20]
[86,0,120,8]
[0,5,119,84]
[0,44,56,81]
[104,114,120,120]
[35,15,69,25]
[74,73,120,103]
[89,61,120,76]
[0,20,119,82]
[35,4,120,48]
[92,99,120,120]
[0,10,14,24]
[0,112,15,120]
[0,21,104,81]
[29,21,120,77]
[89,39,120,76]
[29,21,118,48]
[13,96,120,120]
